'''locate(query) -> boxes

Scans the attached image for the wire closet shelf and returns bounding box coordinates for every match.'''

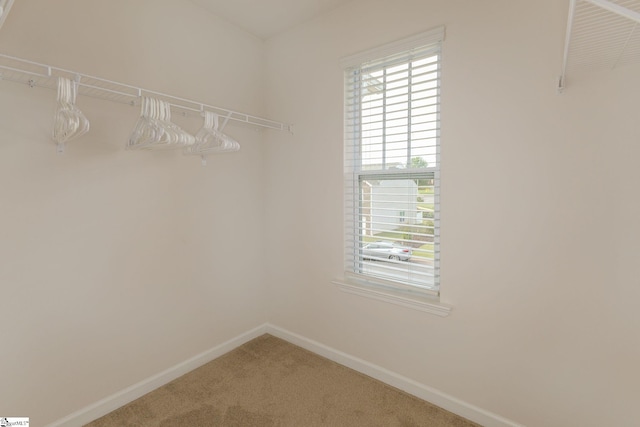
[559,0,640,92]
[0,53,293,133]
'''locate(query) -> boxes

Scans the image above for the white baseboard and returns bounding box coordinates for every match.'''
[264,324,524,427]
[47,323,522,427]
[45,324,268,427]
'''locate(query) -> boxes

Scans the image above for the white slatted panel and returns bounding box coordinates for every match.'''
[563,0,640,86]
[0,0,15,30]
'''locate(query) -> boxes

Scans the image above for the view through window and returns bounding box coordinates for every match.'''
[344,31,442,294]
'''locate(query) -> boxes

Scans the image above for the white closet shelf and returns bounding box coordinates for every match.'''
[560,0,640,92]
[0,53,293,133]
[0,0,15,29]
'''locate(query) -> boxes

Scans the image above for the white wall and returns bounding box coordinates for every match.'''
[0,1,269,425]
[264,1,640,426]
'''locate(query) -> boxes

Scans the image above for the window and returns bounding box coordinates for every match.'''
[343,28,443,297]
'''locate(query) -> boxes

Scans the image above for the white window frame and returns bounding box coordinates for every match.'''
[335,28,451,316]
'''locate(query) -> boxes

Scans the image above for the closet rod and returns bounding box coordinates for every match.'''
[0,52,293,133]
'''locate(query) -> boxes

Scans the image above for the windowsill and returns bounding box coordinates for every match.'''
[331,278,452,317]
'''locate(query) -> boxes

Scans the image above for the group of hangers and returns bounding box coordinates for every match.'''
[51,80,240,163]
[52,76,89,153]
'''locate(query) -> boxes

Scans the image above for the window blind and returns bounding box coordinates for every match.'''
[344,33,441,294]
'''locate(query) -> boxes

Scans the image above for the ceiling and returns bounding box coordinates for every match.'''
[190,0,352,40]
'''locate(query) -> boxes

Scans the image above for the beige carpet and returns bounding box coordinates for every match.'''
[86,334,481,426]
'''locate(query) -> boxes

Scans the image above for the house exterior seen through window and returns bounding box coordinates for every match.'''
[343,29,442,295]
